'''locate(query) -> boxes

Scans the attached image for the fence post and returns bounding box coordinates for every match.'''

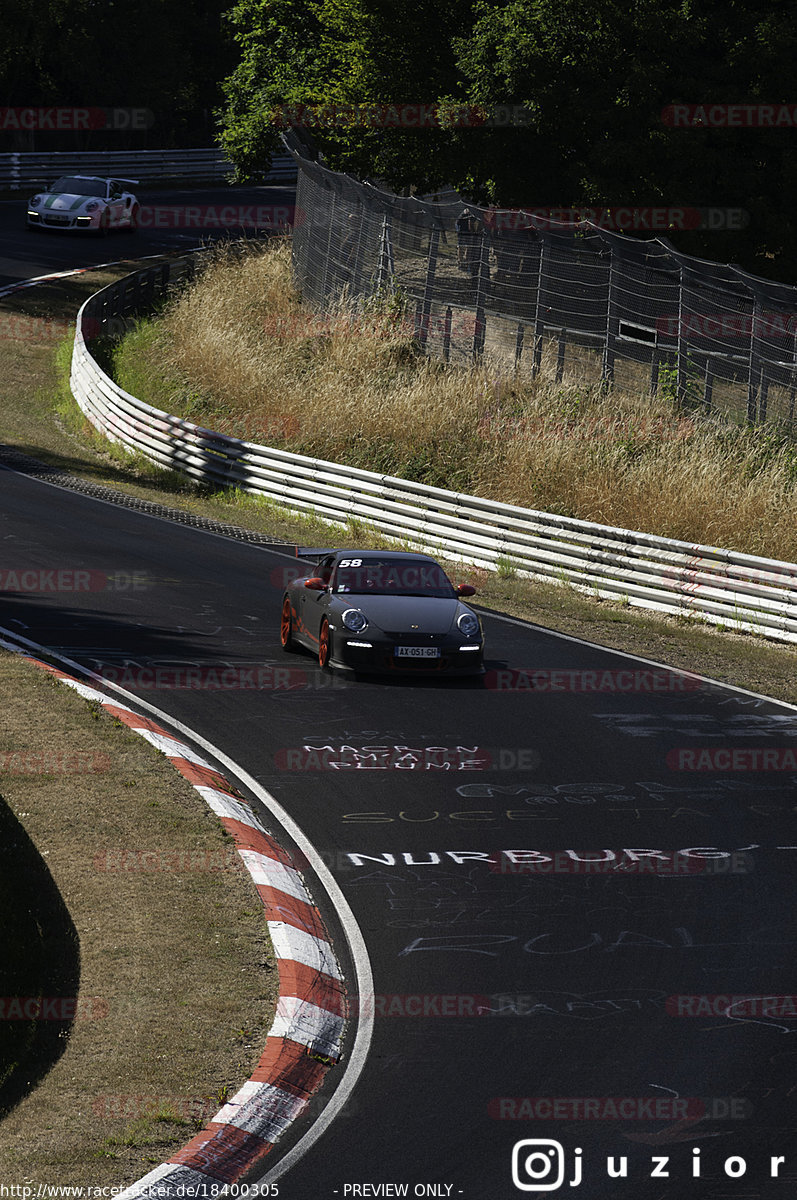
[602,244,617,385]
[417,227,440,350]
[472,228,489,360]
[789,322,797,431]
[650,357,659,395]
[375,215,395,294]
[532,237,548,374]
[514,322,524,368]
[747,294,761,424]
[442,306,452,361]
[704,359,714,410]
[320,190,337,300]
[676,264,688,405]
[555,330,567,382]
[350,203,366,298]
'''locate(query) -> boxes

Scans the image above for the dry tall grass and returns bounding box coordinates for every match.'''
[115,239,797,562]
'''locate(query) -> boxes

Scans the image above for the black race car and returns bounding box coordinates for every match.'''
[280,549,484,674]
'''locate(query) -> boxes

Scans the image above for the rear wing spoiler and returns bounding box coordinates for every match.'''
[114,178,140,186]
[295,547,337,559]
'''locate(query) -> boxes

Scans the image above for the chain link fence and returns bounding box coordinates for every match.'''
[287,133,797,430]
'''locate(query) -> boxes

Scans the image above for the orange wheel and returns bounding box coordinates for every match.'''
[318,618,331,669]
[280,597,295,650]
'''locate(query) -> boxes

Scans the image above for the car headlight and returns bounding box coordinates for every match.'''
[30,195,43,206]
[85,201,100,212]
[457,612,480,637]
[342,609,368,632]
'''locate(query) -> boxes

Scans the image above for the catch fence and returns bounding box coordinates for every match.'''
[287,134,797,429]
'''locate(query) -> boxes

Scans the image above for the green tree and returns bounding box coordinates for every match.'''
[0,0,234,148]
[219,0,473,187]
[219,0,797,277]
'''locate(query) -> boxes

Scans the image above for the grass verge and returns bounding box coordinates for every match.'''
[0,649,276,1186]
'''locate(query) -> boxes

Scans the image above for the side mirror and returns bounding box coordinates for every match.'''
[304,577,327,590]
[456,583,477,597]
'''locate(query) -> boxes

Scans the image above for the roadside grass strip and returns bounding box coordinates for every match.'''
[0,639,347,1195]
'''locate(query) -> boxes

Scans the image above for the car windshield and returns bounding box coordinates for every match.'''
[333,557,456,598]
[51,177,105,197]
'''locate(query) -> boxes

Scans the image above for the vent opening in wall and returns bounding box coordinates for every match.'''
[618,321,657,345]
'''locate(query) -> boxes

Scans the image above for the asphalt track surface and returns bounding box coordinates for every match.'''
[3,463,797,1200]
[2,208,797,1198]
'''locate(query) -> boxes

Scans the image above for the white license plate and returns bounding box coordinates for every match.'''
[394,646,440,658]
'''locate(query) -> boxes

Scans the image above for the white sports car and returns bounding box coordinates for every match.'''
[26,175,140,233]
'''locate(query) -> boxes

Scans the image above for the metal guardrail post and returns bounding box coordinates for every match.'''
[350,202,366,296]
[442,306,452,361]
[602,244,617,384]
[514,322,524,368]
[472,228,489,360]
[417,227,439,350]
[676,264,687,405]
[704,359,714,410]
[320,191,337,299]
[555,330,567,382]
[532,238,548,374]
[747,295,762,424]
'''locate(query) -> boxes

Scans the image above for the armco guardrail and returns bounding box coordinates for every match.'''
[1,147,297,187]
[70,256,797,645]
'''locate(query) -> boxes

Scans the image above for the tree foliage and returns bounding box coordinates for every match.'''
[220,0,797,278]
[0,0,235,147]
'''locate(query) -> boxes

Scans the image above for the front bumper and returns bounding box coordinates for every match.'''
[27,210,99,231]
[330,631,484,675]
